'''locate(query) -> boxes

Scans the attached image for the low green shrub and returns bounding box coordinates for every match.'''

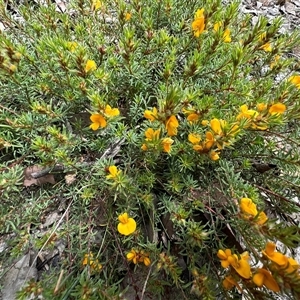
[1,0,300,299]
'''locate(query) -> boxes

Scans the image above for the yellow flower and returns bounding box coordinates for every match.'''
[240,198,258,216]
[144,107,158,121]
[285,257,300,274]
[217,249,251,279]
[260,42,272,52]
[127,249,151,266]
[85,60,97,73]
[161,137,174,153]
[236,105,259,120]
[217,249,233,268]
[269,103,286,115]
[117,213,136,236]
[262,242,288,267]
[210,118,226,135]
[106,166,121,179]
[257,103,267,112]
[67,41,78,52]
[91,0,101,11]
[104,104,120,117]
[289,75,300,88]
[227,253,251,279]
[165,115,179,136]
[192,9,205,37]
[213,22,231,43]
[125,12,131,21]
[188,133,201,145]
[193,144,203,151]
[209,150,219,161]
[204,131,214,150]
[201,120,209,126]
[141,144,148,151]
[145,128,161,141]
[90,113,106,130]
[82,253,102,271]
[187,113,200,122]
[256,211,268,225]
[253,268,280,292]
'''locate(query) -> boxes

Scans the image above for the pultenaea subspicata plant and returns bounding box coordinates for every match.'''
[0,0,300,299]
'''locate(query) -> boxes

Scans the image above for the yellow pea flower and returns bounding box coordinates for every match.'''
[91,0,101,11]
[104,104,120,117]
[236,105,259,120]
[289,75,300,88]
[85,60,97,73]
[192,9,205,37]
[117,213,136,236]
[260,42,272,52]
[161,137,174,153]
[145,128,161,141]
[253,268,280,292]
[269,103,286,115]
[125,12,131,21]
[188,133,201,145]
[209,150,219,161]
[240,198,258,216]
[165,115,179,136]
[262,242,288,267]
[90,113,106,130]
[106,166,121,179]
[144,107,158,121]
[257,103,267,112]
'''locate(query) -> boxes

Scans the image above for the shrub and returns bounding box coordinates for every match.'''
[1,0,300,299]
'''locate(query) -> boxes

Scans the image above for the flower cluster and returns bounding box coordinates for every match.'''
[236,103,286,130]
[90,105,120,130]
[82,253,102,271]
[141,128,174,153]
[142,107,178,153]
[127,248,151,266]
[213,22,231,43]
[239,198,268,225]
[218,242,300,293]
[188,118,239,161]
[217,249,251,279]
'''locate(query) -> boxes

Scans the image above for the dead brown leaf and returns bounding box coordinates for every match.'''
[23,165,55,187]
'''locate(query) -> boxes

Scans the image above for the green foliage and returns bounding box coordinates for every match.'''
[1,0,300,299]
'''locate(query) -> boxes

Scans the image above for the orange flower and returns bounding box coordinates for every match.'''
[127,249,151,266]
